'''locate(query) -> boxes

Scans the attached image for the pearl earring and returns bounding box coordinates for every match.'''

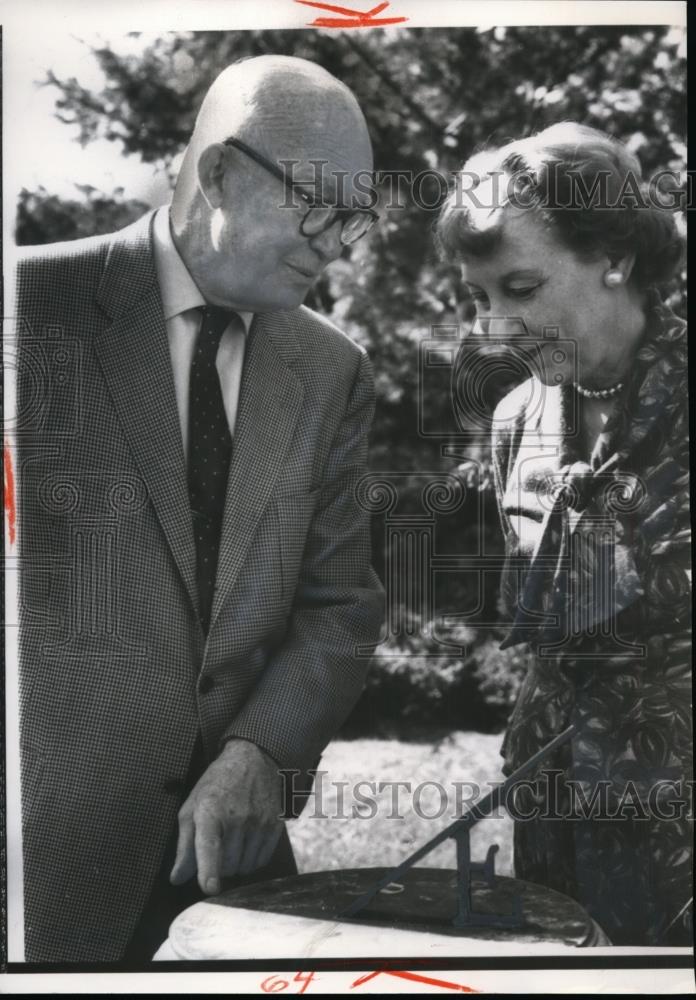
[604,269,623,287]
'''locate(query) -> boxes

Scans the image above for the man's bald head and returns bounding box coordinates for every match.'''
[167,56,374,313]
[172,55,373,215]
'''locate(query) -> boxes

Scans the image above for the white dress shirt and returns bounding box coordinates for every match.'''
[152,205,252,462]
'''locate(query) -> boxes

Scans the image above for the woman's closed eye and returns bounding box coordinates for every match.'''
[508,285,540,299]
[465,279,542,310]
[505,281,543,301]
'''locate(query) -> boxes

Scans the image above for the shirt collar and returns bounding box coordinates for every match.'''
[152,205,253,333]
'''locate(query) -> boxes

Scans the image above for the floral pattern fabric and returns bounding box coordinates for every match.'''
[491,287,692,945]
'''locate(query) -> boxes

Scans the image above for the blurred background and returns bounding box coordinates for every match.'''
[12,24,687,872]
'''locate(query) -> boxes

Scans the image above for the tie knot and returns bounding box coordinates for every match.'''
[200,305,234,340]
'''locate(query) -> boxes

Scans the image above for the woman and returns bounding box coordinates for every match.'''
[436,123,691,945]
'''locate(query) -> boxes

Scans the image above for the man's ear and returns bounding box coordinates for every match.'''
[197,144,228,209]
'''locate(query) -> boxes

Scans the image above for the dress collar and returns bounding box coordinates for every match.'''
[500,287,686,651]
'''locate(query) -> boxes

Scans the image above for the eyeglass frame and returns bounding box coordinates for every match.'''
[222,136,379,245]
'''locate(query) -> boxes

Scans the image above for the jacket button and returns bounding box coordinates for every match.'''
[163,778,185,794]
[199,676,215,694]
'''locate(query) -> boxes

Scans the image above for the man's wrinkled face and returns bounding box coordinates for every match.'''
[204,136,374,312]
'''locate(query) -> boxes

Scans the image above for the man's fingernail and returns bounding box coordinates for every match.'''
[206,878,219,894]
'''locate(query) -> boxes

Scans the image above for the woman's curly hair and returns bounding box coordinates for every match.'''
[436,122,683,288]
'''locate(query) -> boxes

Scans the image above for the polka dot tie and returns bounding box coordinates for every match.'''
[188,305,240,632]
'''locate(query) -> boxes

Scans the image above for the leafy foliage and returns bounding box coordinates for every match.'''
[23,26,685,472]
[342,624,534,737]
[17,27,686,728]
[16,185,149,246]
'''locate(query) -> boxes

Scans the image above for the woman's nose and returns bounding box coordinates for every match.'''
[471,311,490,338]
[484,312,528,341]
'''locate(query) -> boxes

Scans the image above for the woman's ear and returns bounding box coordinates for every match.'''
[197,144,228,210]
[615,251,637,281]
[603,252,637,288]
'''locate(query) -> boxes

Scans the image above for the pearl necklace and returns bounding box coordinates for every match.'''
[573,380,624,399]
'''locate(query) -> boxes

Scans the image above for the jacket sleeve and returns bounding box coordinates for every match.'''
[217,348,385,772]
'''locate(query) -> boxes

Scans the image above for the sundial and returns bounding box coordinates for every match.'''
[340,723,576,931]
[154,723,613,961]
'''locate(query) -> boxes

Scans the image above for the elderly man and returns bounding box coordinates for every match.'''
[14,55,383,963]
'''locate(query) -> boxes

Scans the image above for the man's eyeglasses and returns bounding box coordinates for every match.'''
[223,137,379,246]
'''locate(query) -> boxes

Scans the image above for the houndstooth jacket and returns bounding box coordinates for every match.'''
[14,210,384,962]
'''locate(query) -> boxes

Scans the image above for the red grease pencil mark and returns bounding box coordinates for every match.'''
[260,971,317,993]
[294,1,408,28]
[351,969,480,992]
[4,439,16,546]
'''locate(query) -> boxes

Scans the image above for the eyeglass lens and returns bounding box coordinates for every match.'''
[301,206,375,245]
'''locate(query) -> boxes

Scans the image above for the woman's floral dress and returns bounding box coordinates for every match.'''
[491,288,692,945]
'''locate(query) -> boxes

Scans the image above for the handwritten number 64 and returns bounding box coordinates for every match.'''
[260,972,317,994]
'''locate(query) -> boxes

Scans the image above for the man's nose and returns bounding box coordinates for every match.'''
[307,219,344,262]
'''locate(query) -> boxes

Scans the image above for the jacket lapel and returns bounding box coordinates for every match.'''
[210,310,304,629]
[93,212,200,620]
[535,381,580,467]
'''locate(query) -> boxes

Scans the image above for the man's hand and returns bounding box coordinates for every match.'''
[169,738,285,895]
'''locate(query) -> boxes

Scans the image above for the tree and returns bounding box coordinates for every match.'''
[19,25,686,641]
